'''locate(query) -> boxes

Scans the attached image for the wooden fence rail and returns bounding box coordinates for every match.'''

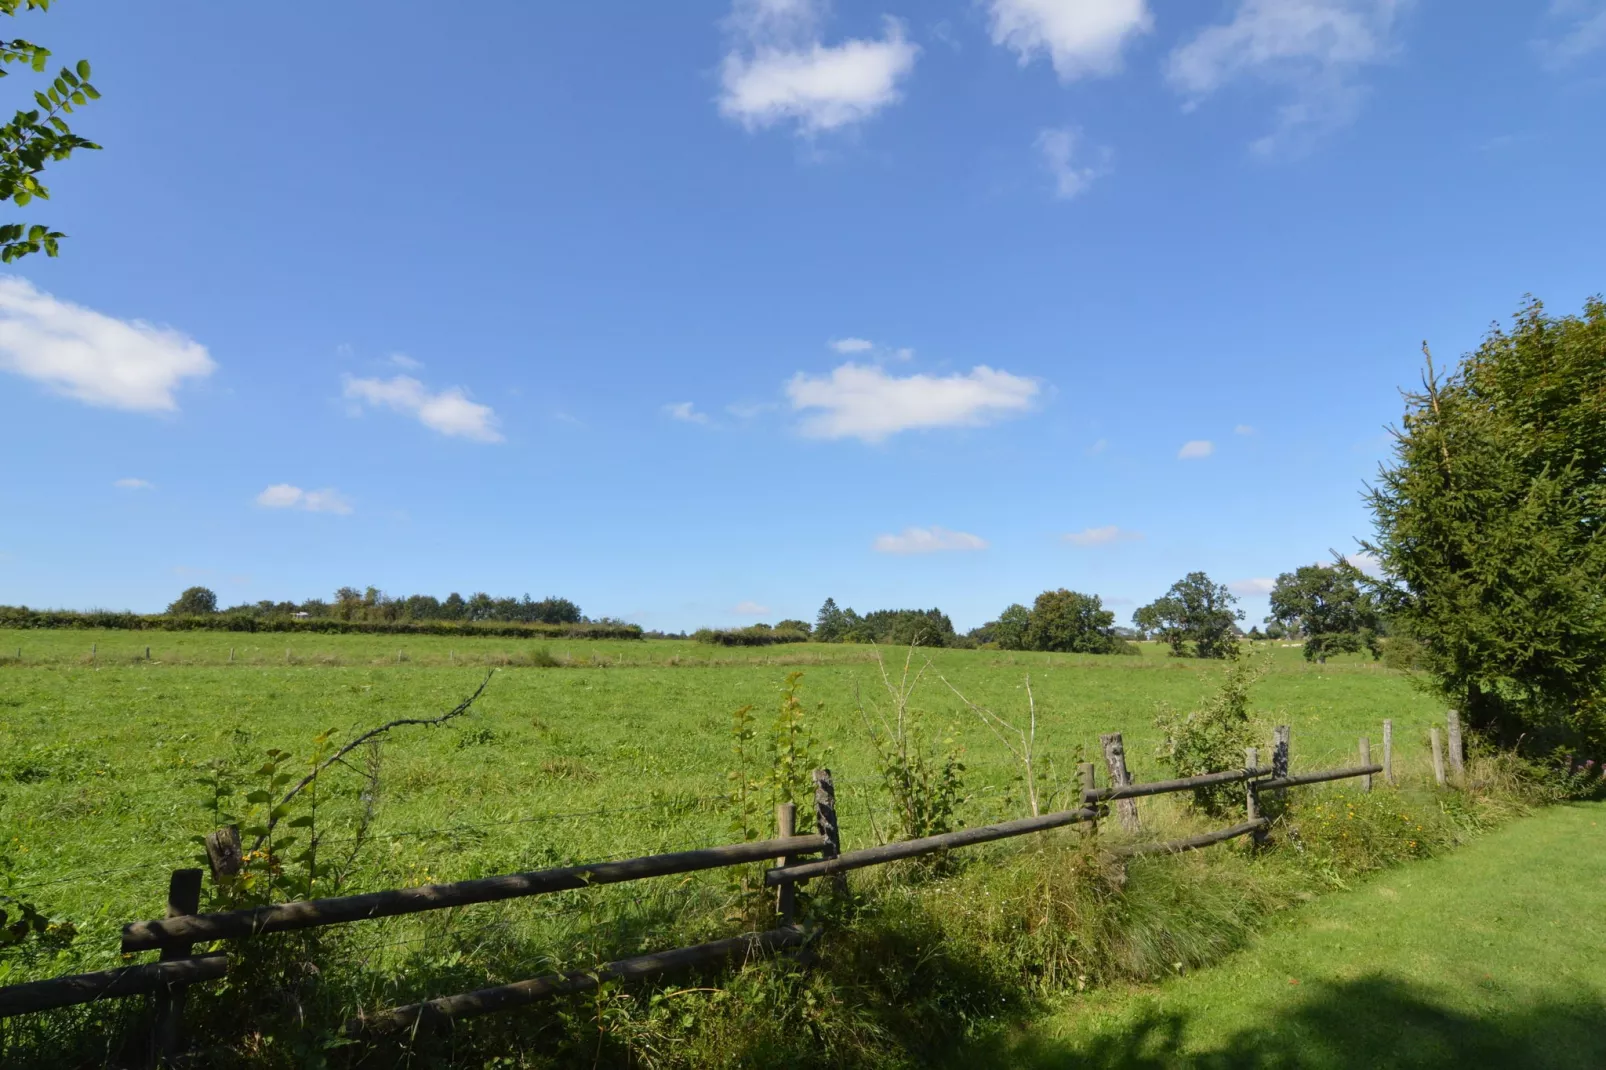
[1,714,1453,1066]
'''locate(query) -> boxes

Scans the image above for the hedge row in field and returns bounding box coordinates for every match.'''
[0,606,643,640]
[692,627,810,647]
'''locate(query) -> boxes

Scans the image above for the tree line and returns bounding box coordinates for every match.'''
[166,586,594,626]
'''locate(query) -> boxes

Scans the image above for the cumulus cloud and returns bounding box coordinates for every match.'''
[1063,525,1142,547]
[0,276,214,412]
[387,353,424,370]
[1229,577,1276,595]
[733,600,771,615]
[114,478,154,490]
[255,484,353,515]
[988,0,1153,80]
[718,0,919,135]
[787,362,1038,442]
[1535,1,1606,69]
[1166,0,1409,154]
[873,526,988,554]
[829,337,875,353]
[665,401,711,424]
[343,374,502,443]
[1036,127,1109,199]
[1178,439,1215,459]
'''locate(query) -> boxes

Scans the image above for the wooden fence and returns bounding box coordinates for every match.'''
[0,713,1469,1066]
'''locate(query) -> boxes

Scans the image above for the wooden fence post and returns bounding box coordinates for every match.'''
[145,646,152,661]
[1382,719,1394,786]
[1430,726,1446,787]
[812,768,843,896]
[1079,762,1098,835]
[774,803,796,926]
[151,868,203,1068]
[1245,746,1265,846]
[1446,710,1465,785]
[1359,737,1372,792]
[1099,733,1140,833]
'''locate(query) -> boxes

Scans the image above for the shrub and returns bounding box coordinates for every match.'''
[694,627,810,647]
[1154,648,1270,814]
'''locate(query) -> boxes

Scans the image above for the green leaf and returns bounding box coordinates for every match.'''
[75,59,89,80]
[13,190,29,206]
[32,89,46,110]
[81,83,98,100]
[286,815,315,828]
[243,790,273,804]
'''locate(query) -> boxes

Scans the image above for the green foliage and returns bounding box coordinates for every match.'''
[813,599,959,647]
[1154,648,1267,814]
[770,671,823,823]
[858,653,966,843]
[166,585,218,616]
[1268,564,1381,664]
[0,0,99,262]
[694,626,810,647]
[1364,297,1606,750]
[1025,589,1125,654]
[0,604,641,639]
[1136,572,1244,659]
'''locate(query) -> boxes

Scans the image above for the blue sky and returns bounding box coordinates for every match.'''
[0,0,1602,633]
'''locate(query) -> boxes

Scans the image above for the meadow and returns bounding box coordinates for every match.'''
[0,628,1474,1065]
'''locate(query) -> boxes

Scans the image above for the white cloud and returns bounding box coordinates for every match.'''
[1345,550,1385,577]
[113,478,154,490]
[1036,127,1109,199]
[1063,525,1142,547]
[1535,1,1606,69]
[1234,423,1256,435]
[787,362,1038,442]
[988,0,1153,81]
[829,337,875,353]
[718,1,919,134]
[387,352,424,370]
[733,600,771,615]
[873,526,989,554]
[1229,577,1276,595]
[665,401,711,425]
[255,484,353,515]
[1166,0,1409,154]
[0,276,215,413]
[1178,439,1215,459]
[343,374,502,443]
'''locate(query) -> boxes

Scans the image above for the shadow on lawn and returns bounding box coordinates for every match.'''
[994,975,1606,1069]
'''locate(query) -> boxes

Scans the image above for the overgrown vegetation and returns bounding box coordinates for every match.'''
[1154,647,1271,814]
[0,605,641,639]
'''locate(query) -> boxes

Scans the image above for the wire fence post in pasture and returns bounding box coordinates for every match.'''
[1446,710,1466,786]
[1272,725,1291,802]
[150,868,202,1069]
[774,803,797,926]
[1245,747,1266,847]
[1431,726,1447,787]
[812,768,843,896]
[1099,733,1140,833]
[1359,737,1373,792]
[228,647,234,664]
[1383,719,1394,786]
[146,646,151,661]
[1079,762,1098,837]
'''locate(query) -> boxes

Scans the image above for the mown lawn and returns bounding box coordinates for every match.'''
[975,800,1606,1069]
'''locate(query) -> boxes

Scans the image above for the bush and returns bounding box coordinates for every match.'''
[694,627,810,647]
[1153,648,1269,814]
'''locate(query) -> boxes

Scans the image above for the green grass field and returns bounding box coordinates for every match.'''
[0,629,1439,949]
[974,800,1606,1068]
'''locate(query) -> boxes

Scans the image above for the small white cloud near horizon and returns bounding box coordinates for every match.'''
[718,0,919,135]
[1178,439,1215,459]
[114,477,154,490]
[1036,127,1110,199]
[665,401,711,425]
[1166,0,1409,154]
[988,0,1153,81]
[343,374,502,443]
[787,362,1039,442]
[1229,577,1276,596]
[1063,525,1142,547]
[733,600,771,615]
[0,276,215,413]
[255,484,353,515]
[873,526,989,554]
[1234,423,1256,435]
[829,337,874,353]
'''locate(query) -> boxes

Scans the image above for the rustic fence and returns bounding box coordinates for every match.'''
[0,713,1470,1066]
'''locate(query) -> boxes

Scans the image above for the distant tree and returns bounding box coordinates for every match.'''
[775,619,812,635]
[1246,625,1264,641]
[1135,572,1243,658]
[993,603,1032,651]
[1264,619,1287,641]
[1131,603,1160,641]
[1364,298,1606,749]
[442,592,466,620]
[1269,564,1381,664]
[862,608,956,647]
[815,598,847,642]
[1025,589,1119,654]
[167,586,217,616]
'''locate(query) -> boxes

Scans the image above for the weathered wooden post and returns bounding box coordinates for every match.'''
[1446,710,1465,785]
[1359,737,1373,792]
[812,768,842,895]
[1430,726,1446,787]
[203,827,243,883]
[151,868,203,1068]
[145,645,152,661]
[775,803,796,926]
[1245,746,1266,845]
[1099,733,1140,833]
[228,647,235,664]
[1382,719,1394,786]
[1078,761,1098,835]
